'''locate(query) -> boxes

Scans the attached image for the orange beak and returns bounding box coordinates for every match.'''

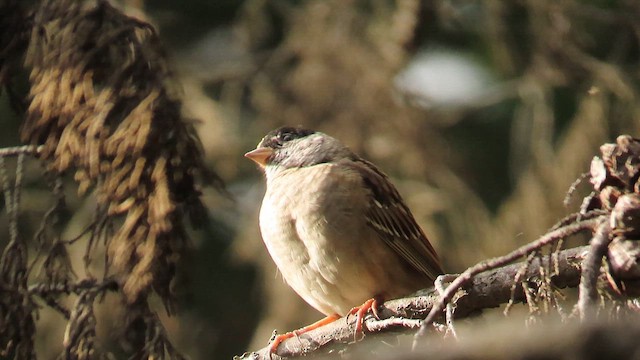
[244,147,273,167]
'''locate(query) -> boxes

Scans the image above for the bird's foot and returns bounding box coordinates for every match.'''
[269,314,340,353]
[347,297,382,340]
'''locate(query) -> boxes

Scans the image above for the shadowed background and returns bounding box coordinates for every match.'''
[1,0,640,359]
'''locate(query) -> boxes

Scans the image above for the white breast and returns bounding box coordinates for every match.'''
[259,163,416,315]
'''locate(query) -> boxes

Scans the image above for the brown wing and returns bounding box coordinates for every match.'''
[343,157,443,281]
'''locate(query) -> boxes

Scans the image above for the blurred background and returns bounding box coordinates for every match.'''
[2,0,640,358]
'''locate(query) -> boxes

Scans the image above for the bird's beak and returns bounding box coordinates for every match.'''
[244,148,273,167]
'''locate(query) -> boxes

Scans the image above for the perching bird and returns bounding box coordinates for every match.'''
[245,126,443,351]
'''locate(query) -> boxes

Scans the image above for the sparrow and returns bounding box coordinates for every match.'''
[245,126,443,352]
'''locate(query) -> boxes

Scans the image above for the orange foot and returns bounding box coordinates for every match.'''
[347,297,383,338]
[269,314,341,353]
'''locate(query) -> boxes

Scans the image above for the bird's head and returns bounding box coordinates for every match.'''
[245,126,352,170]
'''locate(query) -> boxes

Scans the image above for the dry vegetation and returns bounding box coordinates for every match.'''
[1,0,219,358]
[1,0,640,359]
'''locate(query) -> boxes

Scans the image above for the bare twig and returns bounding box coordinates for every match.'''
[0,156,16,243]
[550,209,608,231]
[563,172,590,206]
[27,278,118,296]
[577,220,612,320]
[504,251,538,315]
[435,274,458,338]
[0,145,42,158]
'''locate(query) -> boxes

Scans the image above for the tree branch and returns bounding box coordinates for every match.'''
[239,245,589,359]
[414,216,601,341]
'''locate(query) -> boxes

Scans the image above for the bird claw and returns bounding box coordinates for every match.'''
[347,297,382,340]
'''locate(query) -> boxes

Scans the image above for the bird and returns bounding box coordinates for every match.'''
[245,126,443,352]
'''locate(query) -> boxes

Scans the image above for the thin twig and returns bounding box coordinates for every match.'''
[41,295,71,319]
[522,281,538,317]
[563,172,590,206]
[505,251,537,315]
[0,156,15,242]
[552,238,564,276]
[550,209,607,231]
[0,145,42,157]
[577,220,612,320]
[435,274,458,338]
[13,152,24,239]
[28,278,118,296]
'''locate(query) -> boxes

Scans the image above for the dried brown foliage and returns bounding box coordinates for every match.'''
[21,0,211,305]
[0,0,219,358]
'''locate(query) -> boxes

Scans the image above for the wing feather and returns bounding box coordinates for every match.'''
[343,157,443,281]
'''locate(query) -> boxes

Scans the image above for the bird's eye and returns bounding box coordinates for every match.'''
[273,130,296,146]
[280,132,293,142]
